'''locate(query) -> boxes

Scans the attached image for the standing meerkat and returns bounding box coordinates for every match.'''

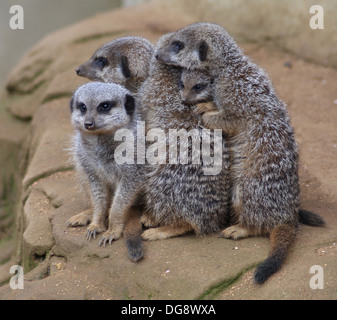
[139,33,231,240]
[76,36,154,94]
[69,81,147,261]
[156,23,325,284]
[69,36,154,229]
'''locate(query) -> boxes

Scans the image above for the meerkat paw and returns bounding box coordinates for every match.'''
[140,214,158,228]
[142,225,193,241]
[86,223,105,241]
[98,227,123,247]
[194,102,217,114]
[201,111,222,128]
[219,225,251,240]
[67,209,91,227]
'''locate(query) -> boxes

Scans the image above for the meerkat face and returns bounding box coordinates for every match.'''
[156,37,208,71]
[155,26,209,70]
[76,37,154,88]
[155,23,231,71]
[179,70,213,104]
[76,43,132,83]
[70,82,135,135]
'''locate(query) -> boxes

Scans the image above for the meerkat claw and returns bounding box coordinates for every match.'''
[98,229,122,247]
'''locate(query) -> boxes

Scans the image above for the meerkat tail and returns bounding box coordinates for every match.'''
[254,224,297,284]
[124,207,144,262]
[298,209,325,227]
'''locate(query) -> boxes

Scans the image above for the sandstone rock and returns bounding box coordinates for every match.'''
[22,189,54,265]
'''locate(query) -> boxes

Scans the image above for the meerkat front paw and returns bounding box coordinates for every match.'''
[201,110,222,128]
[86,223,105,241]
[140,214,158,228]
[219,225,251,240]
[66,209,91,227]
[141,228,164,241]
[194,102,217,114]
[98,227,123,247]
[142,225,193,241]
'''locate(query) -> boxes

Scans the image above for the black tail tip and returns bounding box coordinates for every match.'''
[254,256,283,285]
[298,209,325,227]
[126,238,144,262]
[254,267,270,285]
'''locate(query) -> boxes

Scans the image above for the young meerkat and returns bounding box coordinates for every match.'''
[178,69,216,115]
[139,33,231,241]
[69,81,147,261]
[156,22,325,284]
[76,36,154,94]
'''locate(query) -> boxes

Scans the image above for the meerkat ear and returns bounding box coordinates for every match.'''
[124,94,135,116]
[121,56,132,79]
[70,97,74,113]
[198,41,208,61]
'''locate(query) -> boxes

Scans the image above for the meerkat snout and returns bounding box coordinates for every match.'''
[84,119,95,130]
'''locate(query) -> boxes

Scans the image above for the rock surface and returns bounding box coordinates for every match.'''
[0,0,336,299]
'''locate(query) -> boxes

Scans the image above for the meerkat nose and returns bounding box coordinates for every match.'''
[76,67,81,75]
[181,96,188,103]
[84,120,95,130]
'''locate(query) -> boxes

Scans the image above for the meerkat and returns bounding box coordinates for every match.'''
[138,33,231,241]
[178,69,216,115]
[76,36,154,94]
[69,36,154,229]
[69,81,147,261]
[156,22,325,284]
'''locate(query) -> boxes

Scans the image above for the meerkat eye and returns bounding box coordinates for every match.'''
[171,41,184,53]
[77,103,87,114]
[192,84,206,92]
[178,80,185,90]
[97,101,115,112]
[94,57,108,70]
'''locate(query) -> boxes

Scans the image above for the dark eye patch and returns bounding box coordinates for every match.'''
[192,83,207,92]
[97,101,115,112]
[77,102,87,114]
[178,80,185,90]
[76,102,87,114]
[94,57,108,70]
[171,41,184,53]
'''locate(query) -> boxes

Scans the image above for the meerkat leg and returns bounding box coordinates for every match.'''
[194,102,217,114]
[86,180,109,241]
[141,225,193,241]
[99,183,138,247]
[66,209,92,227]
[220,224,253,240]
